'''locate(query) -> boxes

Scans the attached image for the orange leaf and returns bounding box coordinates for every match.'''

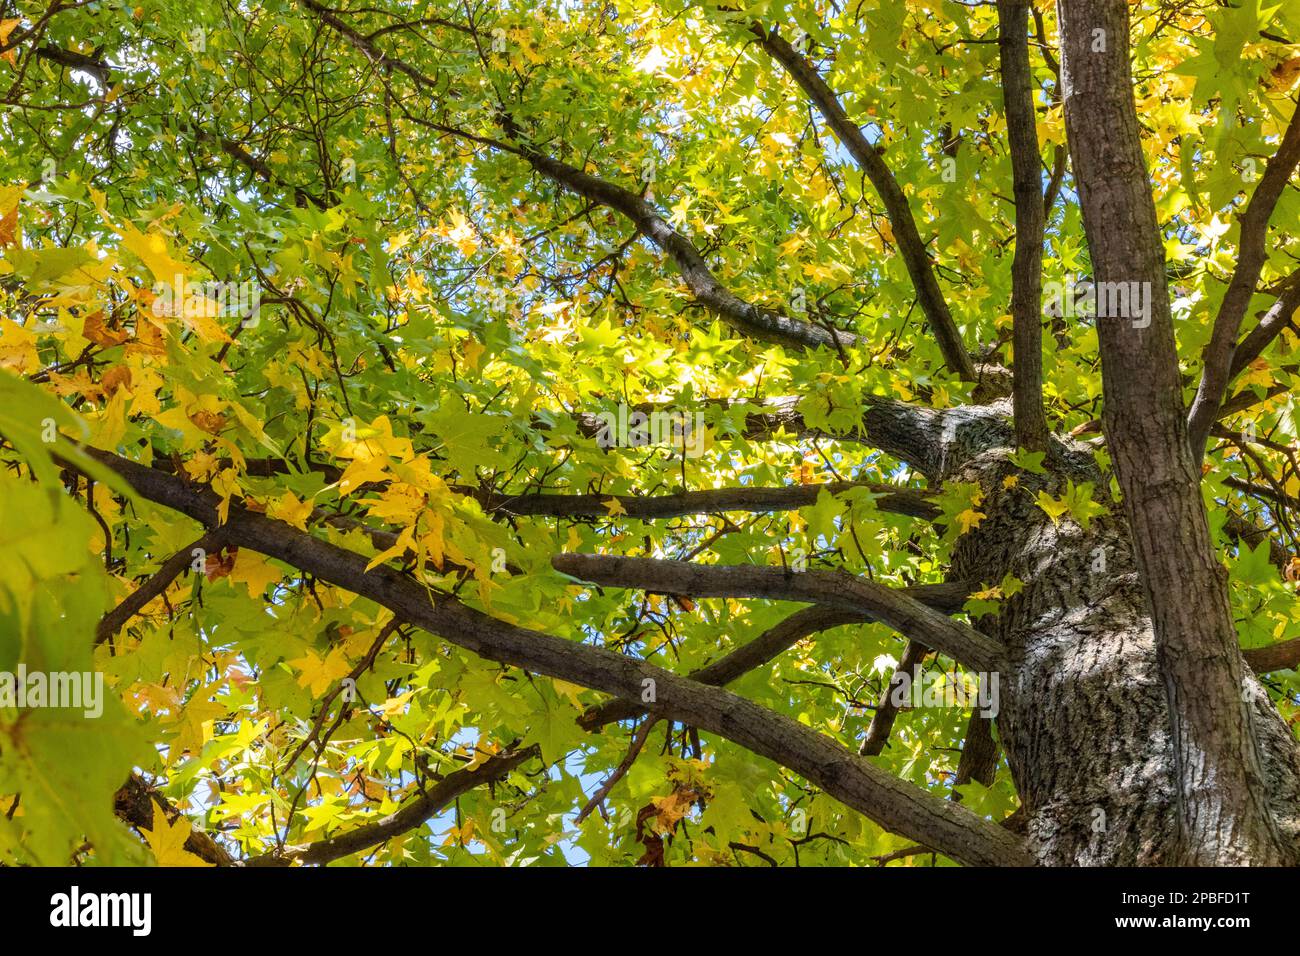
[83,310,130,347]
[101,365,132,396]
[188,409,227,434]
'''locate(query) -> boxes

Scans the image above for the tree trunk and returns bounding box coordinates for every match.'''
[942,417,1300,864]
[1056,0,1288,864]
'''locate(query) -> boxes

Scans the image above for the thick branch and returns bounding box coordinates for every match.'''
[1243,639,1300,675]
[464,480,939,522]
[954,712,999,789]
[752,25,975,380]
[997,0,1050,451]
[551,553,1002,673]
[96,530,226,645]
[1228,270,1300,380]
[114,773,234,867]
[248,747,537,866]
[302,0,849,352]
[188,125,327,209]
[860,640,930,756]
[573,394,1016,481]
[1058,0,1287,864]
[511,145,857,351]
[80,447,1031,867]
[579,606,871,732]
[1220,510,1293,571]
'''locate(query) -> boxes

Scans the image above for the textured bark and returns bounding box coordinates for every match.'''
[24,0,1300,871]
[1057,0,1290,864]
[942,414,1300,864]
[1228,271,1300,381]
[564,410,1300,864]
[572,394,1017,480]
[81,414,1300,867]
[954,712,999,789]
[1243,638,1300,677]
[114,774,234,866]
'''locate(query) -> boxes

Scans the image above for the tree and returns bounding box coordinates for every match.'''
[0,0,1297,867]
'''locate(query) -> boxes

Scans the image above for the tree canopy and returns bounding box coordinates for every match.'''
[0,0,1298,867]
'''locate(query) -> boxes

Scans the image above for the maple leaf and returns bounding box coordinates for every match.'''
[268,490,315,531]
[955,507,986,534]
[0,184,20,247]
[188,409,227,435]
[143,803,214,867]
[171,695,229,758]
[1035,491,1071,526]
[101,365,132,396]
[204,546,237,580]
[228,550,282,599]
[438,210,479,258]
[462,337,486,370]
[338,457,390,496]
[289,646,353,697]
[82,310,130,347]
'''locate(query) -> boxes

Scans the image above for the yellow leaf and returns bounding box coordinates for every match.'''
[955,507,985,534]
[144,803,214,867]
[1035,490,1070,526]
[211,468,239,525]
[1237,358,1273,390]
[268,490,314,531]
[462,337,486,370]
[551,679,586,709]
[360,484,424,525]
[338,457,390,495]
[438,210,479,258]
[379,689,415,717]
[602,497,628,517]
[229,550,282,599]
[365,524,415,571]
[0,318,38,372]
[0,19,21,65]
[421,511,445,571]
[288,646,353,697]
[0,184,21,248]
[169,694,227,761]
[117,219,191,285]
